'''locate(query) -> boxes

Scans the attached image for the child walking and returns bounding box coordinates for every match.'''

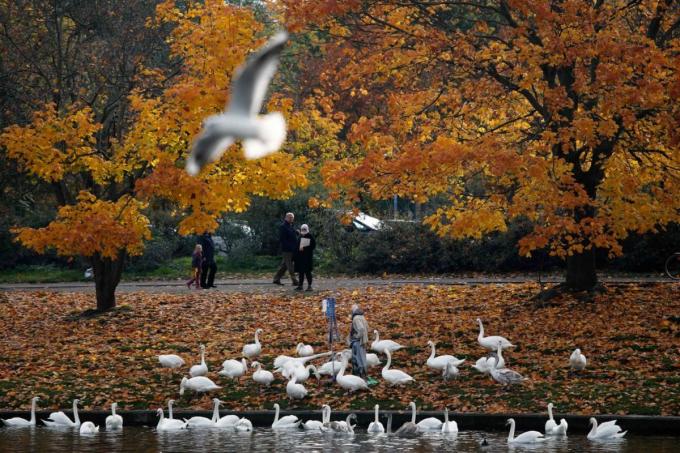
[186,244,203,289]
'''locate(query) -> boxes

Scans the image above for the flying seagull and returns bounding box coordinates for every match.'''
[186,31,289,175]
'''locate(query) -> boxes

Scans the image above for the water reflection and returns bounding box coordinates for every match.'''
[0,426,678,452]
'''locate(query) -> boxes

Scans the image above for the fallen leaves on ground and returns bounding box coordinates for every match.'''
[0,283,678,416]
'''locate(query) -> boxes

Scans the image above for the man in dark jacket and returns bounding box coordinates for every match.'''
[198,231,217,289]
[272,212,299,286]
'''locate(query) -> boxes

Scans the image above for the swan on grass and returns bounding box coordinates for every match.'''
[286,376,308,400]
[441,408,458,433]
[318,350,352,376]
[394,402,420,438]
[489,342,526,386]
[570,348,587,371]
[279,361,320,383]
[79,421,99,434]
[507,418,545,444]
[219,358,248,379]
[179,376,221,395]
[367,404,385,433]
[296,342,314,357]
[1,396,39,427]
[273,351,332,370]
[426,341,465,371]
[105,402,123,430]
[272,403,301,429]
[156,408,186,431]
[476,318,514,351]
[43,398,80,427]
[242,328,262,359]
[184,398,220,428]
[371,330,404,354]
[189,344,208,378]
[587,418,626,440]
[544,402,567,435]
[185,31,289,175]
[366,353,381,368]
[251,361,275,387]
[382,349,415,386]
[303,405,329,431]
[443,360,460,381]
[159,354,185,369]
[336,354,369,393]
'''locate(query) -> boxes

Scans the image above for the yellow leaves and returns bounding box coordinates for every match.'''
[12,193,150,259]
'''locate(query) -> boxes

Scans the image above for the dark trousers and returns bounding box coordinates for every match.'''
[201,261,217,288]
[297,271,312,288]
[273,252,297,284]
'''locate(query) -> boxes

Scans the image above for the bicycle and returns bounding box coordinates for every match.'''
[665,252,680,280]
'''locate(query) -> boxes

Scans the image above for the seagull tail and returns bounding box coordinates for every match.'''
[243,112,287,160]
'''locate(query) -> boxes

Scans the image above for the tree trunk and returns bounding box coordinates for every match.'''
[565,247,597,291]
[91,251,125,311]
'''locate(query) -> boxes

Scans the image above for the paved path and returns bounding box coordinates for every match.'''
[0,274,674,294]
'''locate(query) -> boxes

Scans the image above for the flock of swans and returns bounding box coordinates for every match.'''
[1,318,626,443]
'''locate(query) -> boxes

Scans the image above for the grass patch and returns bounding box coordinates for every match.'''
[0,264,83,284]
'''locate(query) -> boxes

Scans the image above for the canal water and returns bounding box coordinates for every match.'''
[1,426,679,452]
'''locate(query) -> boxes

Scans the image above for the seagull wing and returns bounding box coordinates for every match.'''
[186,117,236,175]
[227,30,288,116]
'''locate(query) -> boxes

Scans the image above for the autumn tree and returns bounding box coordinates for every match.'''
[282,0,680,291]
[0,0,309,310]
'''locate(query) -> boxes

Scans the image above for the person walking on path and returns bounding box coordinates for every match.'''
[294,224,316,291]
[347,304,370,380]
[198,231,217,289]
[273,212,299,286]
[186,244,203,289]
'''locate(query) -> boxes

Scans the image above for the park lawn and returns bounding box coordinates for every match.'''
[0,283,678,416]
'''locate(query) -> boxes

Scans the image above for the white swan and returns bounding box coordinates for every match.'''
[507,418,544,443]
[371,330,404,354]
[303,405,328,431]
[251,361,275,387]
[2,396,39,427]
[476,318,514,351]
[234,417,253,431]
[366,353,381,368]
[280,362,320,383]
[336,355,369,393]
[286,376,308,399]
[79,421,99,434]
[272,403,301,429]
[443,360,460,381]
[489,342,526,385]
[587,418,626,439]
[179,376,221,395]
[273,351,333,369]
[296,342,314,357]
[242,328,262,359]
[184,398,220,428]
[329,414,356,433]
[395,402,420,438]
[105,402,123,430]
[415,402,442,431]
[367,404,385,433]
[382,349,415,386]
[570,348,587,371]
[213,400,240,429]
[441,408,458,433]
[43,398,80,427]
[189,344,208,377]
[426,341,465,370]
[156,408,186,431]
[159,354,185,369]
[219,358,248,379]
[552,418,568,436]
[545,402,557,434]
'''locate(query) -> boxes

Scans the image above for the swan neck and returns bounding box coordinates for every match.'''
[497,347,504,368]
[444,408,449,423]
[254,330,260,343]
[548,405,554,420]
[374,331,379,342]
[338,359,346,378]
[73,401,80,425]
[201,349,206,365]
[212,400,220,423]
[30,399,36,423]
[478,319,484,338]
[384,351,392,371]
[411,403,416,424]
[508,419,515,442]
[374,405,379,422]
[589,419,598,436]
[168,401,174,419]
[429,342,436,360]
[324,406,330,424]
[112,404,117,416]
[274,404,280,422]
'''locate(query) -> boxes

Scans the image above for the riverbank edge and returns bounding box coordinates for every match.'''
[1,411,677,435]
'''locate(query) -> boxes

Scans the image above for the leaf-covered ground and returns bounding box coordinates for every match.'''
[0,284,678,416]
